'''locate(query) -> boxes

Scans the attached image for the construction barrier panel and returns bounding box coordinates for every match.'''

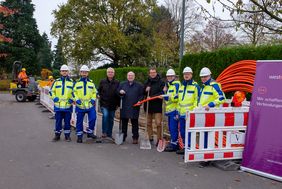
[39,86,96,134]
[184,107,249,163]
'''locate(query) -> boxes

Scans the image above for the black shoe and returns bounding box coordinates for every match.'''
[164,145,177,152]
[87,133,97,139]
[198,161,210,168]
[176,149,184,155]
[65,136,71,142]
[77,137,83,143]
[52,134,60,142]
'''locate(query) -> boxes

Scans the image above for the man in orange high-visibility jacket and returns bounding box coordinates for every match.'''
[18,68,29,88]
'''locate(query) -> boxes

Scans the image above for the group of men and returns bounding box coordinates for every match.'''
[49,64,225,154]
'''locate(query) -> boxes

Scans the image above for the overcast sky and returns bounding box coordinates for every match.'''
[31,0,220,48]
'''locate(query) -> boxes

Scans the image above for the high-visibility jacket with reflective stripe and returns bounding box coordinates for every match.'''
[49,76,74,111]
[199,79,225,107]
[177,80,200,117]
[73,77,97,111]
[164,80,180,115]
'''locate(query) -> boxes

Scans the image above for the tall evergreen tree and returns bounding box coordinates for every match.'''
[52,37,66,70]
[0,0,43,74]
[37,32,53,70]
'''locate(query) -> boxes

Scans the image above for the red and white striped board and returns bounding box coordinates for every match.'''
[184,107,249,163]
[186,150,243,162]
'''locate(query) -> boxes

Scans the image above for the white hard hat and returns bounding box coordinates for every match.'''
[166,69,176,76]
[200,67,211,77]
[80,65,90,72]
[183,67,193,73]
[60,64,69,71]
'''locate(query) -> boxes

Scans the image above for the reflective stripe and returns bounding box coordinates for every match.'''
[64,130,71,134]
[204,92,213,95]
[55,85,61,88]
[179,103,193,107]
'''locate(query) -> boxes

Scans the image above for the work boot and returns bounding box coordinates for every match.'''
[132,139,138,144]
[52,134,60,142]
[65,135,71,142]
[164,144,177,152]
[176,149,184,155]
[77,137,83,143]
[87,133,97,139]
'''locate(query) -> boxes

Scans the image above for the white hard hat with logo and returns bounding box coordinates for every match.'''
[60,64,69,71]
[199,67,211,77]
[80,65,90,72]
[166,69,176,76]
[183,67,193,73]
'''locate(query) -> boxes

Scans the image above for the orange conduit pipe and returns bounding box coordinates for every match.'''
[216,60,256,93]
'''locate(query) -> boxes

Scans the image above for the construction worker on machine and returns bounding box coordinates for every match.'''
[49,64,74,142]
[47,76,54,87]
[18,68,29,88]
[162,68,181,152]
[73,65,97,143]
[198,67,226,167]
[176,67,200,155]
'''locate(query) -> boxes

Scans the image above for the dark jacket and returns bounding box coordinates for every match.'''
[118,81,144,119]
[144,74,165,113]
[98,77,120,110]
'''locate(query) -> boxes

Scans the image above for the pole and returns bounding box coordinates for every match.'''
[179,0,186,74]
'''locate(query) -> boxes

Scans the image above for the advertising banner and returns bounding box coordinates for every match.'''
[241,60,282,182]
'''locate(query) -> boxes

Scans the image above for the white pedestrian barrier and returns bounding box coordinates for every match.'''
[184,107,249,163]
[39,86,96,134]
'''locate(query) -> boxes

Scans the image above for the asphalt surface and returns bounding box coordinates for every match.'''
[0,93,281,189]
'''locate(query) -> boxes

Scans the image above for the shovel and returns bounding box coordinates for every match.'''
[115,98,124,145]
[140,91,152,150]
[70,105,76,126]
[157,101,167,152]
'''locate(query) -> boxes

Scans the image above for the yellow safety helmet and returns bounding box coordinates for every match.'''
[22,68,26,71]
[48,76,53,80]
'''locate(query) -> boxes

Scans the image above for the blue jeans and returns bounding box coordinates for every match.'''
[101,107,115,137]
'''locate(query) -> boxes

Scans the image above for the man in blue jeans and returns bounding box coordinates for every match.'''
[98,67,120,139]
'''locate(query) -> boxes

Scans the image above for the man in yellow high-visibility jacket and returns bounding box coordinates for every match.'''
[198,67,225,167]
[199,67,225,110]
[73,65,97,143]
[49,64,74,142]
[163,69,181,152]
[176,67,200,155]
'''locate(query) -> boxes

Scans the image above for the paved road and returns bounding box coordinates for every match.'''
[0,93,281,189]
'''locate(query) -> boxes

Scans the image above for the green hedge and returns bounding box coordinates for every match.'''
[181,44,282,82]
[89,67,167,87]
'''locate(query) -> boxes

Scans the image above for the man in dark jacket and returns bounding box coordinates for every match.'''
[144,67,165,144]
[98,67,120,138]
[118,71,144,144]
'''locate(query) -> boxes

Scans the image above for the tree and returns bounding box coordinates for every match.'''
[51,0,157,67]
[204,0,282,33]
[37,33,53,70]
[52,36,66,71]
[150,5,179,67]
[164,0,203,41]
[0,0,43,74]
[234,3,267,45]
[0,5,15,64]
[187,19,237,52]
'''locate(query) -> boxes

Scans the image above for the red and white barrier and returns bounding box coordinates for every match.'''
[184,107,249,163]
